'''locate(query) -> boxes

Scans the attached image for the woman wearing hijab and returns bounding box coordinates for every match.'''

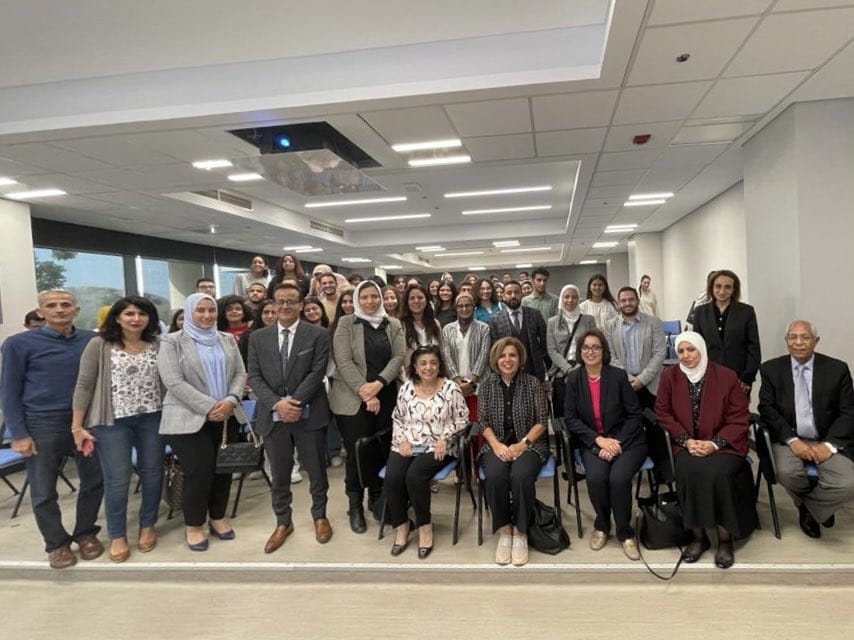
[157,293,247,551]
[329,281,405,533]
[655,331,755,569]
[547,284,596,417]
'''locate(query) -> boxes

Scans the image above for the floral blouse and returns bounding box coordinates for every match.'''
[391,378,469,456]
[110,344,162,419]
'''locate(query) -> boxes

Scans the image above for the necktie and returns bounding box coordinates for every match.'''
[280,328,290,378]
[512,311,521,333]
[795,364,818,440]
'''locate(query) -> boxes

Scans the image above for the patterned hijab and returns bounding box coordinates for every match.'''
[675,330,708,384]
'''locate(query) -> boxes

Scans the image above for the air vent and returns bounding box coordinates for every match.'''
[310,218,345,237]
[193,189,253,211]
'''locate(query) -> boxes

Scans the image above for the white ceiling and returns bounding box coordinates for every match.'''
[0,0,853,272]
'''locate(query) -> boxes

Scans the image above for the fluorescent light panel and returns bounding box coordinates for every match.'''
[493,240,520,247]
[227,172,264,182]
[468,267,486,271]
[462,205,552,216]
[416,246,444,252]
[579,260,598,264]
[624,199,666,207]
[344,213,430,223]
[342,258,372,263]
[592,242,618,248]
[392,139,462,153]
[292,248,323,253]
[604,224,638,234]
[444,185,552,199]
[437,251,484,257]
[379,265,402,269]
[408,155,471,167]
[0,177,19,186]
[6,188,66,199]
[500,246,552,253]
[515,263,533,268]
[192,159,233,170]
[305,196,406,209]
[629,192,674,200]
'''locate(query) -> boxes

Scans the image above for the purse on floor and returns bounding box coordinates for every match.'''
[215,413,263,475]
[527,499,570,555]
[163,453,183,513]
[635,490,693,581]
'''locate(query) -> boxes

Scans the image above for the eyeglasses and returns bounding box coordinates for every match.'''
[274,299,300,307]
[786,334,815,343]
[580,345,603,353]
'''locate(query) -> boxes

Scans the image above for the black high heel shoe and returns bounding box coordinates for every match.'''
[417,524,434,559]
[681,533,710,563]
[391,519,415,556]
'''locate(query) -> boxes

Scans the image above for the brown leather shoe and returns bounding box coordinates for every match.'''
[264,523,294,554]
[77,534,104,561]
[109,538,131,563]
[137,527,157,553]
[314,517,333,544]
[48,545,77,569]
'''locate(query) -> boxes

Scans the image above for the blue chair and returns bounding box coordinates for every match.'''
[661,320,682,361]
[230,398,271,519]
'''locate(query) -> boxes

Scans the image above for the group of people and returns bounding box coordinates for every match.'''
[2,258,853,571]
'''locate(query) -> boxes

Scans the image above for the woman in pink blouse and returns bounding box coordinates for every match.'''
[384,345,468,558]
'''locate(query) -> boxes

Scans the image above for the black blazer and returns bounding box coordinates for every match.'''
[692,301,761,385]
[564,364,645,453]
[758,353,854,461]
[489,307,548,381]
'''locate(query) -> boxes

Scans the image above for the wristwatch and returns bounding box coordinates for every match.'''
[523,437,532,449]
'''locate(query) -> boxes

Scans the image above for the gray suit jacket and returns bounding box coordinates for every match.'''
[546,313,596,379]
[328,315,405,416]
[603,312,666,394]
[247,322,331,438]
[157,331,247,435]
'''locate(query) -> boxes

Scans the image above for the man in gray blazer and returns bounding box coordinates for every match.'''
[604,287,667,409]
[248,283,332,552]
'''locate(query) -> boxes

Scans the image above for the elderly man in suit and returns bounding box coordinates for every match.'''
[604,286,667,410]
[248,282,333,552]
[758,320,854,538]
[489,281,548,381]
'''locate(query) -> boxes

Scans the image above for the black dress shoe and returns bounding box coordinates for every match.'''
[714,539,734,569]
[390,540,409,556]
[681,534,710,563]
[822,514,835,528]
[418,545,434,560]
[348,507,367,534]
[798,504,821,539]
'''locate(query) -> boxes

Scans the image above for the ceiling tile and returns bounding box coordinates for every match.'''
[603,121,683,151]
[633,164,703,193]
[654,143,730,168]
[596,149,662,172]
[585,185,634,200]
[123,130,251,163]
[17,173,119,195]
[613,82,711,125]
[591,169,647,187]
[0,154,50,177]
[725,9,854,76]
[628,18,758,85]
[649,0,773,25]
[445,98,531,137]
[692,71,808,118]
[672,122,754,144]
[463,134,535,162]
[359,106,457,145]
[52,136,178,167]
[535,128,607,156]
[792,40,854,102]
[1,143,112,172]
[531,91,619,131]
[774,0,854,10]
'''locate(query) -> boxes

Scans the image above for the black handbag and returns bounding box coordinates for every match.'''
[163,453,183,514]
[527,499,570,555]
[215,417,263,475]
[635,490,692,581]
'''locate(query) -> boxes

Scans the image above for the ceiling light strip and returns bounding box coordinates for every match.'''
[344,213,431,223]
[444,185,552,198]
[305,196,407,209]
[408,155,471,167]
[462,205,552,216]
[392,139,462,153]
[500,247,552,253]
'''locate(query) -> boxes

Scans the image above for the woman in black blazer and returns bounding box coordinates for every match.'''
[691,269,760,394]
[564,329,647,560]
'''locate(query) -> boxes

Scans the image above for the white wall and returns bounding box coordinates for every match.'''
[0,199,38,343]
[605,252,630,291]
[661,182,748,322]
[628,232,664,308]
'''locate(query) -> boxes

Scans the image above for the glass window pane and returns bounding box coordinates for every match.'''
[216,265,245,298]
[139,257,206,327]
[33,248,126,331]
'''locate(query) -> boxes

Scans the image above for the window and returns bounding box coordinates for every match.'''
[137,257,206,327]
[33,248,126,330]
[215,264,246,298]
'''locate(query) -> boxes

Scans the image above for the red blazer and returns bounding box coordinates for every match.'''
[655,361,749,456]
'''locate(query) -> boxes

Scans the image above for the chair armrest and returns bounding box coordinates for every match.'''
[751,417,778,484]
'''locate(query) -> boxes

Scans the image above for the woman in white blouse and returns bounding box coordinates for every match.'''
[578,274,619,330]
[384,345,468,558]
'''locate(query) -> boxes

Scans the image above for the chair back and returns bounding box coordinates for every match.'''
[751,413,778,484]
[661,320,682,360]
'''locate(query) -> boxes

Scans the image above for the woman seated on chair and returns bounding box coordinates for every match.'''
[654,331,755,569]
[478,337,550,567]
[564,329,647,561]
[385,345,469,558]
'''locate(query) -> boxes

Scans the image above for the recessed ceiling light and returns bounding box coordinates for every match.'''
[344,213,430,223]
[291,247,323,253]
[342,257,372,263]
[192,159,233,170]
[629,192,674,200]
[624,199,666,207]
[305,196,407,208]
[604,224,638,233]
[5,188,66,200]
[493,240,520,247]
[379,265,402,269]
[462,205,552,216]
[283,245,313,251]
[209,225,217,234]
[500,246,552,253]
[227,172,264,182]
[445,185,552,198]
[468,266,486,271]
[515,263,533,268]
[0,177,19,187]
[408,155,471,167]
[437,251,484,257]
[416,246,445,252]
[392,139,462,153]
[592,242,619,248]
[579,260,597,264]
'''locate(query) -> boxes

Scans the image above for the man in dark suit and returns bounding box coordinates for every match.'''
[489,280,548,381]
[758,320,854,538]
[248,282,333,552]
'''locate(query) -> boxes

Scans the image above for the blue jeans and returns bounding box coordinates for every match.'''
[92,411,164,539]
[24,412,103,552]
[326,416,342,462]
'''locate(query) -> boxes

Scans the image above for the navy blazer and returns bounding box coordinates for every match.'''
[489,307,548,381]
[564,364,645,453]
[692,301,761,385]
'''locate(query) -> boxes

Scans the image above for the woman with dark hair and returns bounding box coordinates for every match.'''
[382,286,401,319]
[638,275,659,318]
[169,309,184,333]
[427,279,442,309]
[494,282,505,303]
[71,296,164,562]
[473,278,506,324]
[233,255,271,297]
[301,295,330,328]
[328,288,355,338]
[326,288,355,468]
[217,295,252,342]
[564,329,646,561]
[400,284,443,380]
[238,299,278,368]
[385,345,468,558]
[267,253,309,298]
[690,269,760,394]
[434,281,457,327]
[579,274,619,330]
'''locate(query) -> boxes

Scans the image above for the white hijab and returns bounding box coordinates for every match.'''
[352,280,387,329]
[675,331,708,384]
[559,284,582,325]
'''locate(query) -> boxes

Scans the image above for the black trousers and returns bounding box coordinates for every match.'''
[264,424,329,525]
[482,448,541,534]
[165,421,233,527]
[336,385,396,497]
[582,444,648,540]
[384,451,451,528]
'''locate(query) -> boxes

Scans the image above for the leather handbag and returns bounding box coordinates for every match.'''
[638,490,692,550]
[163,453,183,513]
[527,499,570,555]
[215,416,263,475]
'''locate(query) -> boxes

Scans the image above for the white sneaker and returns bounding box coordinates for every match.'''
[291,463,303,484]
[495,534,512,565]
[511,533,529,566]
[329,455,344,468]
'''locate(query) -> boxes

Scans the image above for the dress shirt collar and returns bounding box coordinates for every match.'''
[278,318,300,334]
[791,354,815,373]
